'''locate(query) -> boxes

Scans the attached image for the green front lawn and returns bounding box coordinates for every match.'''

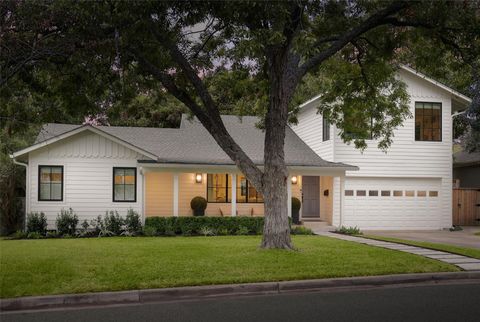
[0,236,457,298]
[365,235,480,259]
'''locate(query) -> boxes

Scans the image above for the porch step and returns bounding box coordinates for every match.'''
[302,221,335,232]
[301,218,324,222]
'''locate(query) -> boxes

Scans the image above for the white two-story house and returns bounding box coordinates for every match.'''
[292,65,472,230]
[11,65,471,230]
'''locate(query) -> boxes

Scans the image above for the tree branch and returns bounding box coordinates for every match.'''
[130,48,265,191]
[297,1,409,78]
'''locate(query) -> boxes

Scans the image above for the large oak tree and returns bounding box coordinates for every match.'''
[1,1,478,247]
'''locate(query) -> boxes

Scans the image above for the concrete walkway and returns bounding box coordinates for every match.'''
[316,232,480,271]
[363,227,480,249]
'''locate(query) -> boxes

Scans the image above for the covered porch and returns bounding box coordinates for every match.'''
[139,163,349,226]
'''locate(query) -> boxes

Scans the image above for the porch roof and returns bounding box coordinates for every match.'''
[21,115,357,170]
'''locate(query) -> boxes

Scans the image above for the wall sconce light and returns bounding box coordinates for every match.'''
[195,173,203,183]
[291,176,298,185]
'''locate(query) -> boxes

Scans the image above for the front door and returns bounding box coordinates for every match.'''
[302,176,320,218]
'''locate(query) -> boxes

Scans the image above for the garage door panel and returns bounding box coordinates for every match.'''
[344,177,443,230]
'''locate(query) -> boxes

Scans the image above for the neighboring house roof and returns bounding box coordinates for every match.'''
[13,114,357,170]
[453,150,480,168]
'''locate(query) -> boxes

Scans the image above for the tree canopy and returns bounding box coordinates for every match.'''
[1,1,479,245]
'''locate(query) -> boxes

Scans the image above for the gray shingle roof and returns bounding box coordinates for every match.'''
[453,150,480,167]
[35,115,356,169]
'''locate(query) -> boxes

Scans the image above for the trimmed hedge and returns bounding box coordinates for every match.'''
[145,216,271,236]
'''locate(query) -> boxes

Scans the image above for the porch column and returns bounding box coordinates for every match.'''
[339,175,345,227]
[231,173,237,216]
[173,173,179,217]
[287,175,292,218]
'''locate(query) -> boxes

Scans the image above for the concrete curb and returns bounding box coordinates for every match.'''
[2,272,480,312]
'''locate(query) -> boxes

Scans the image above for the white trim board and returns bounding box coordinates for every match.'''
[11,125,158,161]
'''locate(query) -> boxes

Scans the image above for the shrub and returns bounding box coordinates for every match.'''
[26,212,48,235]
[125,209,142,234]
[27,231,43,239]
[190,196,207,216]
[236,225,249,235]
[291,226,314,235]
[144,216,266,236]
[336,226,362,235]
[199,226,215,236]
[46,231,59,238]
[291,197,301,212]
[11,230,27,239]
[103,210,124,235]
[143,226,157,237]
[56,208,79,236]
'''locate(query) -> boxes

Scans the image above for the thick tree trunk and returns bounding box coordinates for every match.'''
[260,49,296,250]
[261,162,292,249]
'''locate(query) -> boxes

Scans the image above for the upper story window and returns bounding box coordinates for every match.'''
[415,102,442,141]
[113,167,137,202]
[207,174,231,203]
[322,112,330,141]
[38,165,63,201]
[236,175,263,203]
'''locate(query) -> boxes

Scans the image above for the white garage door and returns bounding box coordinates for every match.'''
[343,177,443,230]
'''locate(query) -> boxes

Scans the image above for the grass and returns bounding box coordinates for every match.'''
[475,232,480,237]
[365,235,480,259]
[0,236,457,298]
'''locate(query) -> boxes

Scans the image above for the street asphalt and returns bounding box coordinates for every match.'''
[2,282,480,322]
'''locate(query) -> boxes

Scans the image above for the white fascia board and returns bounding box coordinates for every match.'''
[399,64,472,106]
[11,125,158,161]
[140,162,357,176]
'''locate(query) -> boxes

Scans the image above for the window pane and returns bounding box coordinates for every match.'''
[393,190,403,197]
[345,190,354,196]
[432,128,441,141]
[40,167,51,183]
[50,167,62,183]
[423,128,432,141]
[356,190,366,196]
[51,183,62,200]
[124,171,135,185]
[432,107,441,128]
[40,183,51,199]
[405,190,415,197]
[429,191,438,197]
[417,191,426,197]
[381,190,391,196]
[207,174,229,202]
[114,185,124,201]
[237,175,247,203]
[124,184,135,201]
[369,190,378,197]
[114,169,125,184]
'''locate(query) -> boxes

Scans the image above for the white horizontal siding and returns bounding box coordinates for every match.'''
[28,130,149,227]
[294,69,455,229]
[291,104,334,161]
[334,70,452,180]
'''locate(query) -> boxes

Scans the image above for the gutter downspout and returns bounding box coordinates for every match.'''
[11,156,28,231]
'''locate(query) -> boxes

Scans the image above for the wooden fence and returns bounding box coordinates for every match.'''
[453,188,480,226]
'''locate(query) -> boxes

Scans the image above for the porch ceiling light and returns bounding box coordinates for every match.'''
[291,176,298,184]
[195,173,203,183]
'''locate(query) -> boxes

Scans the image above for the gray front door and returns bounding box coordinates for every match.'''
[302,176,320,218]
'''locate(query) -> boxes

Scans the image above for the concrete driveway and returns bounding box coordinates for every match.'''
[364,226,480,249]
